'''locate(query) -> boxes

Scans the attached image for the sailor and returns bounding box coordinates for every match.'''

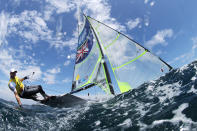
[8,68,49,107]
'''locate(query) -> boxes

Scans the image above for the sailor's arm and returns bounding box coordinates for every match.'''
[14,92,22,107]
[20,76,29,82]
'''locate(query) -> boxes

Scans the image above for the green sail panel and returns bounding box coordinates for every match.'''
[88,16,172,94]
[72,17,113,95]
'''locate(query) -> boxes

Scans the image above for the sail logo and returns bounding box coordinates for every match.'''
[76,19,93,64]
[76,75,89,86]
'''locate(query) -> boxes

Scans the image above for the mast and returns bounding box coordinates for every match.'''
[84,14,115,95]
[71,11,81,92]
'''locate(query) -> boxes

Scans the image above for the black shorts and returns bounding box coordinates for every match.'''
[20,85,45,99]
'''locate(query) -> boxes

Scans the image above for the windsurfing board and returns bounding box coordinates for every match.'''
[39,94,86,108]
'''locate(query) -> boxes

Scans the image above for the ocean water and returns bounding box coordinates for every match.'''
[1,61,197,131]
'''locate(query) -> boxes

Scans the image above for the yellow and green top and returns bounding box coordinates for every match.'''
[8,76,24,95]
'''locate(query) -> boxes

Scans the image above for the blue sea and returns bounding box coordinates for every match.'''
[1,61,197,131]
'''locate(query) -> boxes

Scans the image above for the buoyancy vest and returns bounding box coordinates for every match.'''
[8,76,24,95]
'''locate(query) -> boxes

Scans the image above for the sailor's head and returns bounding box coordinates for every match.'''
[10,68,17,78]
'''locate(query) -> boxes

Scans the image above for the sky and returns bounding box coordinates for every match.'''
[0,0,197,104]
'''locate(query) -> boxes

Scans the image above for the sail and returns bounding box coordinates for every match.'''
[71,16,114,95]
[87,16,172,93]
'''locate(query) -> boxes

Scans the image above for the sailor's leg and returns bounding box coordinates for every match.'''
[37,85,49,98]
[22,85,48,99]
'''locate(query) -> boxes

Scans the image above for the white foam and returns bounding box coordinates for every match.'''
[156,82,182,103]
[150,103,197,129]
[94,120,101,126]
[191,76,196,81]
[79,94,114,103]
[187,85,197,94]
[146,85,154,92]
[51,104,91,130]
[118,118,132,128]
[123,112,128,116]
[180,65,189,72]
[135,100,149,117]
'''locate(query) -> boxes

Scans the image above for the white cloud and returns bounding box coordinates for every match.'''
[144,15,149,27]
[43,73,56,84]
[169,37,197,64]
[40,63,45,66]
[37,0,127,51]
[62,78,71,83]
[144,0,155,6]
[64,60,71,66]
[8,10,53,44]
[67,53,76,59]
[42,67,61,84]
[126,18,141,30]
[20,31,39,43]
[56,16,63,36]
[47,67,61,74]
[13,0,21,6]
[46,0,76,14]
[6,9,77,51]
[17,66,42,81]
[0,12,9,47]
[35,17,47,28]
[0,48,42,82]
[145,29,173,50]
[51,36,78,50]
[0,49,22,77]
[155,50,162,56]
[144,0,149,4]
[4,0,130,52]
[150,1,155,6]
[43,5,54,20]
[80,0,126,32]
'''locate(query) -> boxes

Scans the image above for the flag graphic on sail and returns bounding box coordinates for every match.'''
[76,19,93,64]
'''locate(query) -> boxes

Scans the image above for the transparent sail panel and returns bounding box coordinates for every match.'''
[88,17,171,93]
[73,41,99,88]
[89,19,119,49]
[113,51,170,89]
[105,35,145,67]
[72,17,112,95]
[90,62,112,94]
